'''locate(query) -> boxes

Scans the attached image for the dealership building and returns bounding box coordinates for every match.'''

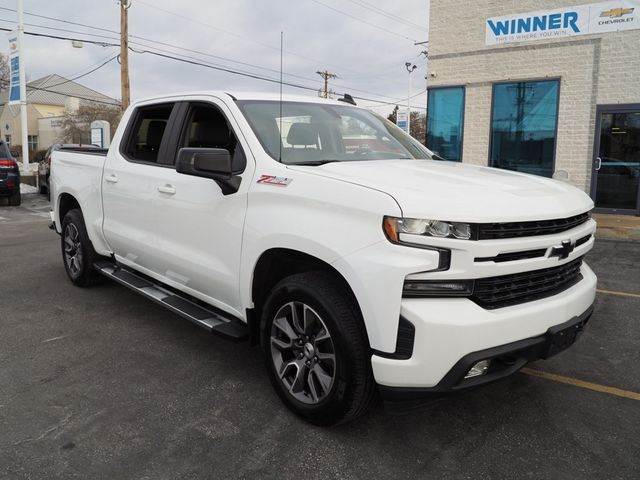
[426,0,640,215]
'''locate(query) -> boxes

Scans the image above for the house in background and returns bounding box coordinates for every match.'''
[0,74,118,154]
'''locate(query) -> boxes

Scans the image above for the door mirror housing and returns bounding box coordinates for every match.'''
[176,147,241,194]
[177,147,232,179]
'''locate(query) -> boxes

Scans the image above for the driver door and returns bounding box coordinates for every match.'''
[152,99,254,316]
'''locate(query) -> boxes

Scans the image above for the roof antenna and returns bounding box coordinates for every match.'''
[338,93,357,106]
[279,31,283,163]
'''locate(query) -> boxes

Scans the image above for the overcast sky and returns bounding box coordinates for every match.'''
[2,0,429,114]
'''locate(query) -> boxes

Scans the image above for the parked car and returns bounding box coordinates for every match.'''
[0,141,20,206]
[39,143,100,197]
[49,92,597,425]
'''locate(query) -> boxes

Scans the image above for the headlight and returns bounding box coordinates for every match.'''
[383,216,473,242]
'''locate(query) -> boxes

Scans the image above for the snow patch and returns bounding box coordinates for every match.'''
[20,184,38,194]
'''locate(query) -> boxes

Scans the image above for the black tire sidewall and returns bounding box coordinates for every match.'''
[260,273,370,425]
[9,191,21,206]
[61,209,97,286]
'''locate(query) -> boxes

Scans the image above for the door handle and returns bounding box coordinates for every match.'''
[157,184,176,195]
[105,174,118,183]
[595,157,602,171]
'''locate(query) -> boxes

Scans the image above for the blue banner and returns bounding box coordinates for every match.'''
[7,33,21,105]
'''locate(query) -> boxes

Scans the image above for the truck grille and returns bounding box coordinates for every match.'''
[472,257,584,309]
[477,212,590,240]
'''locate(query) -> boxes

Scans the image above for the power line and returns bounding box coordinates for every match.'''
[134,0,362,76]
[308,0,417,42]
[345,0,428,32]
[0,9,353,90]
[0,26,420,109]
[0,15,413,103]
[31,55,119,90]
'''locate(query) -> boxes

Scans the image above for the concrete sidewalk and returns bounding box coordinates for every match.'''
[594,213,640,241]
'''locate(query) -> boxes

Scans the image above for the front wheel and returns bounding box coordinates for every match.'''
[260,271,376,426]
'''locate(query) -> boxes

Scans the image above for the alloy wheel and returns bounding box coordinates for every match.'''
[63,223,83,276]
[270,301,336,404]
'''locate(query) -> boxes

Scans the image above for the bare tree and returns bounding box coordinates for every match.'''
[59,102,122,144]
[387,106,426,144]
[0,53,10,92]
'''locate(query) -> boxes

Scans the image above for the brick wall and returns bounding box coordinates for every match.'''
[427,0,640,193]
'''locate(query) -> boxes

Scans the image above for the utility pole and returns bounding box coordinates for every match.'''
[405,62,417,135]
[120,0,131,111]
[316,70,337,98]
[17,0,28,171]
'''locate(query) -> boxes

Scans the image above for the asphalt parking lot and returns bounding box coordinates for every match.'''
[1,194,639,480]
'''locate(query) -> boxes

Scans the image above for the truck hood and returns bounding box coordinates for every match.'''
[289,160,593,222]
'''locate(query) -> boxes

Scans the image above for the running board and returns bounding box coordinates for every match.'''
[95,262,248,341]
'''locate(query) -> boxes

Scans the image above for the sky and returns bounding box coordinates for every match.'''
[0,0,430,115]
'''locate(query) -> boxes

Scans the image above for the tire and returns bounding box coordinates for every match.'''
[260,271,376,426]
[61,209,102,286]
[9,191,21,206]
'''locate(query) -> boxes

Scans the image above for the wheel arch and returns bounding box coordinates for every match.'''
[248,248,365,345]
[57,192,81,226]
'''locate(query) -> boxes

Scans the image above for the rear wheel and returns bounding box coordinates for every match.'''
[61,209,102,286]
[9,190,21,206]
[260,271,376,426]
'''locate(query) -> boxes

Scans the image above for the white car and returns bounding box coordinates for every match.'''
[49,92,596,425]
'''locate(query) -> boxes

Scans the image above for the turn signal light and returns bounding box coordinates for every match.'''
[402,280,473,298]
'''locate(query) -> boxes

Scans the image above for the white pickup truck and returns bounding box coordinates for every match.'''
[50,91,597,425]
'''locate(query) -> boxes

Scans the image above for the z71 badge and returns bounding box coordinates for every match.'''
[256,175,293,187]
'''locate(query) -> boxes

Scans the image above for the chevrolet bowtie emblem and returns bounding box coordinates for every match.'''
[600,7,634,18]
[550,240,575,260]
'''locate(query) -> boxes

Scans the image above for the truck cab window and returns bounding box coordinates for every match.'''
[181,103,246,172]
[125,104,174,163]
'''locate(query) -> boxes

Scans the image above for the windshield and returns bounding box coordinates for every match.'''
[236,100,434,165]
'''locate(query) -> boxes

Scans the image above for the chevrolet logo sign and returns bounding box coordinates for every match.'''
[600,7,634,18]
[550,240,575,260]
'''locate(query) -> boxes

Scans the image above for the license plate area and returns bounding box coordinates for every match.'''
[543,317,587,358]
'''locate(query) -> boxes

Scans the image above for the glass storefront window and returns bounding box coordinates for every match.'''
[426,87,464,161]
[490,79,559,177]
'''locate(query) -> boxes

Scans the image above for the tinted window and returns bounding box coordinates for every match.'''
[426,87,465,161]
[124,104,174,163]
[237,101,433,164]
[490,80,559,177]
[0,141,12,158]
[180,103,246,172]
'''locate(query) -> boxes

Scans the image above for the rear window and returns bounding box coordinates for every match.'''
[123,104,174,163]
[0,141,12,159]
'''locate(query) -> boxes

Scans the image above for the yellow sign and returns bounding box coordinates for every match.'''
[600,7,635,17]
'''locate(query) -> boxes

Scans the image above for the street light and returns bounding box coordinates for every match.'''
[405,62,417,135]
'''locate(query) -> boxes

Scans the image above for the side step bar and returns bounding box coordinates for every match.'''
[95,262,248,341]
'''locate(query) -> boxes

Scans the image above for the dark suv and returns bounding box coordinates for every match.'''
[0,142,20,206]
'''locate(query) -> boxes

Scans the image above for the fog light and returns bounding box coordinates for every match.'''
[464,360,491,379]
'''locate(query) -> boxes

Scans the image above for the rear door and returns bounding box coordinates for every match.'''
[151,98,254,315]
[102,102,185,273]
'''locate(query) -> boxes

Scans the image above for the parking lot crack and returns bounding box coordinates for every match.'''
[11,412,73,446]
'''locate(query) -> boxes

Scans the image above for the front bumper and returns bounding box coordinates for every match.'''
[372,262,597,391]
[379,304,593,400]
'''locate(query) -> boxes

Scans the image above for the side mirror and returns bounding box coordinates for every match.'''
[176,147,241,195]
[176,147,232,179]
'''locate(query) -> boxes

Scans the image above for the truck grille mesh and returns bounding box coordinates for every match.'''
[477,212,590,240]
[472,257,584,309]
